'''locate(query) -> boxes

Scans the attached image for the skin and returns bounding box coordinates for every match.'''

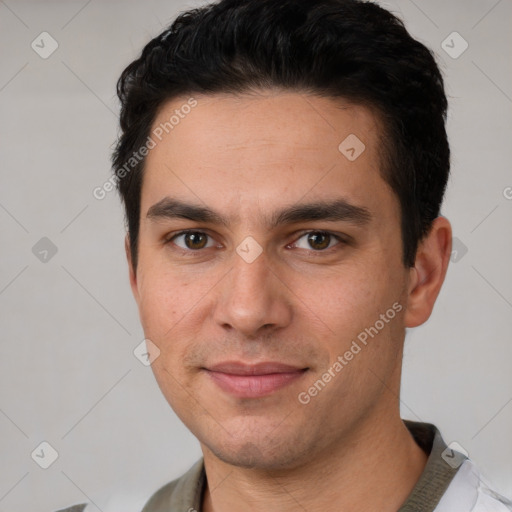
[126,90,452,511]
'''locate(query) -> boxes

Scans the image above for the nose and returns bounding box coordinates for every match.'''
[213,251,293,338]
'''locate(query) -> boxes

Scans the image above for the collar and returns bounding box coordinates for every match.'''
[398,420,466,511]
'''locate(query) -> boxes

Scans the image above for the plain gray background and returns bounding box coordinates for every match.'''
[0,0,511,510]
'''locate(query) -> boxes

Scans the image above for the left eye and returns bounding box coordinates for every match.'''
[293,231,341,251]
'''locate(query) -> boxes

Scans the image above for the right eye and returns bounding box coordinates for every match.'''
[168,231,217,251]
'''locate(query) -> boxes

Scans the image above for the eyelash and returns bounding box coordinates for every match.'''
[164,230,347,254]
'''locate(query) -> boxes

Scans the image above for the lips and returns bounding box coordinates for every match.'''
[203,361,308,398]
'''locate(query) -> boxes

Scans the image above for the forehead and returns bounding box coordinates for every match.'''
[141,91,397,226]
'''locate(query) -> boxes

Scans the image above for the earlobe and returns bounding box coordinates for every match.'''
[404,216,452,328]
[125,235,139,304]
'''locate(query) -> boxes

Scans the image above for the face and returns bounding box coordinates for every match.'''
[128,90,414,470]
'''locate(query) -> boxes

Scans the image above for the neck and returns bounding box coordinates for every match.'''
[201,412,428,512]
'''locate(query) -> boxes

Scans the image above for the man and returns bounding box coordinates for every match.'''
[57,0,511,510]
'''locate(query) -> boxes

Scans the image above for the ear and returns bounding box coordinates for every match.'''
[404,216,452,328]
[125,234,139,304]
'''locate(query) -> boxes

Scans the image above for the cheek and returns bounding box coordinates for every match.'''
[290,260,404,363]
[136,265,191,342]
[135,262,221,357]
[294,269,383,328]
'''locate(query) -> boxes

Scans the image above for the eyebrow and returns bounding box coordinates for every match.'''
[146,197,372,228]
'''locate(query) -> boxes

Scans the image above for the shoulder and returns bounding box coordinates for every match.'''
[435,459,512,512]
[52,459,204,512]
[141,458,205,512]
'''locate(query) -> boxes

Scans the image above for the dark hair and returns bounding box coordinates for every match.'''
[113,0,449,271]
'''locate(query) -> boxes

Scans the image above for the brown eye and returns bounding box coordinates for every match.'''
[290,231,342,252]
[170,231,214,250]
[184,232,208,249]
[307,232,331,250]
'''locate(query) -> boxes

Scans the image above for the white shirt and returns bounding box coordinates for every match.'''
[435,459,512,511]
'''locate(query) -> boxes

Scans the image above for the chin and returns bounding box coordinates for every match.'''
[204,434,311,471]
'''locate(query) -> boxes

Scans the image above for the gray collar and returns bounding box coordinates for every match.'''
[399,420,465,511]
